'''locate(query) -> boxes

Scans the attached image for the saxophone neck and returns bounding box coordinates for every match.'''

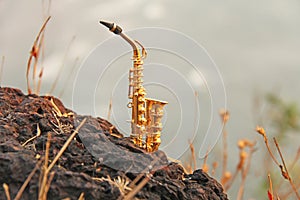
[99,20,142,59]
[119,33,141,59]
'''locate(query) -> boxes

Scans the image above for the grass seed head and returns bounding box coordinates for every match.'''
[220,109,230,123]
[221,171,232,185]
[202,163,209,173]
[238,139,255,149]
[238,151,248,170]
[256,126,266,137]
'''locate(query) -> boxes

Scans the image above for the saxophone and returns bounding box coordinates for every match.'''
[100,20,167,152]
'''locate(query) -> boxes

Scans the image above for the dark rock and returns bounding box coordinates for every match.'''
[0,87,228,200]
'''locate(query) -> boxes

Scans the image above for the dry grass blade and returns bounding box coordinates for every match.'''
[211,162,218,176]
[126,157,160,199]
[22,123,41,146]
[39,133,51,200]
[38,119,86,199]
[280,181,300,199]
[36,67,44,95]
[225,140,256,191]
[128,173,144,189]
[3,183,11,200]
[224,169,237,191]
[78,192,85,200]
[42,0,52,18]
[189,141,197,171]
[107,95,113,121]
[256,126,280,166]
[26,16,51,94]
[46,118,87,173]
[273,138,300,199]
[236,147,256,200]
[278,148,300,197]
[49,35,76,94]
[33,25,46,94]
[220,109,229,183]
[202,148,210,173]
[50,98,74,118]
[14,159,43,200]
[58,57,79,98]
[256,126,300,199]
[32,18,46,81]
[44,171,55,197]
[268,174,274,200]
[124,174,152,200]
[128,156,160,189]
[114,176,132,195]
[290,147,300,172]
[0,56,5,86]
[221,130,228,178]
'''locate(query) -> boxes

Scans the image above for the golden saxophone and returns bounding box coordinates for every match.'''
[100,20,167,152]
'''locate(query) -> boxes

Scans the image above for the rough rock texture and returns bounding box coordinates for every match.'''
[0,87,228,200]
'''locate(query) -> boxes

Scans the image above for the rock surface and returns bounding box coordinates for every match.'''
[0,87,228,200]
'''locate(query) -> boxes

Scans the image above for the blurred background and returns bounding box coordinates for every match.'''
[1,0,300,199]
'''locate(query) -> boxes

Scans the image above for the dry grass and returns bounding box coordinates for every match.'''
[268,174,275,200]
[58,57,79,98]
[197,109,299,199]
[92,158,160,200]
[123,174,152,200]
[26,16,51,95]
[0,56,5,86]
[77,192,85,200]
[183,109,260,199]
[274,138,300,199]
[41,118,86,200]
[22,124,42,147]
[202,148,210,173]
[256,126,300,199]
[236,142,256,200]
[14,159,44,200]
[42,0,52,19]
[107,95,113,121]
[183,107,299,199]
[211,161,218,176]
[3,118,87,200]
[256,126,280,166]
[122,157,160,199]
[223,139,256,194]
[46,118,87,173]
[3,8,299,199]
[2,183,11,200]
[49,36,76,94]
[93,175,132,198]
[220,109,229,185]
[25,1,76,97]
[189,140,197,172]
[38,133,52,199]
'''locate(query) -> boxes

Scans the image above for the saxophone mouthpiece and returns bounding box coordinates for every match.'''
[99,20,122,34]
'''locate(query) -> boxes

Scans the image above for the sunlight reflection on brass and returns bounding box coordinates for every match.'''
[100,20,168,152]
